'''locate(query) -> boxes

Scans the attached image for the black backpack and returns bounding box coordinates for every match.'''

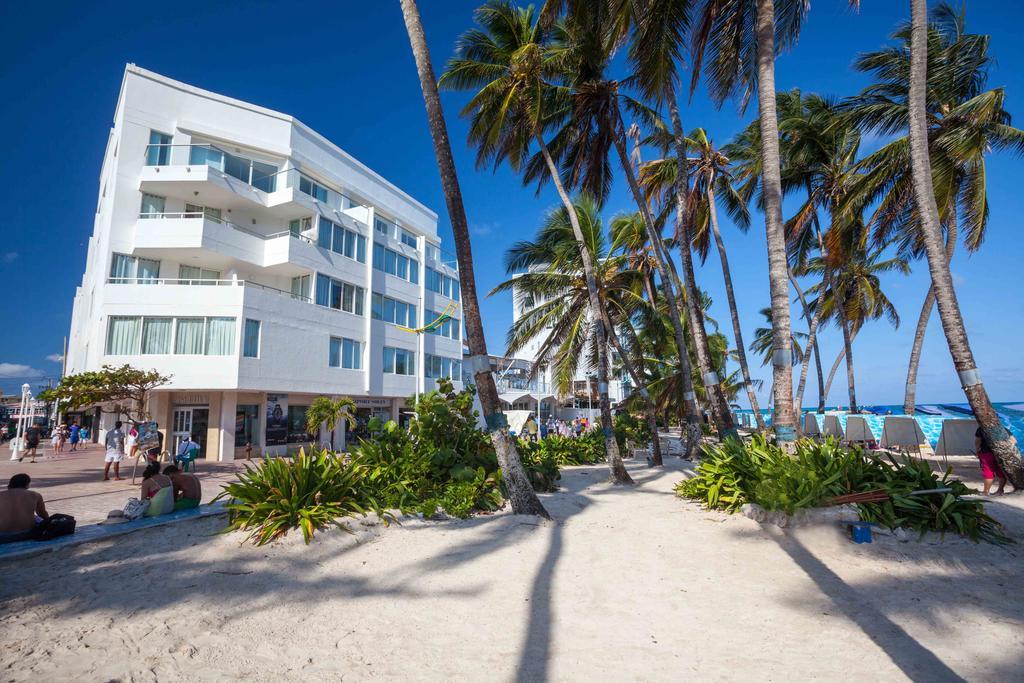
[32,514,76,541]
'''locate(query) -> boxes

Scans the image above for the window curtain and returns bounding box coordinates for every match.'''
[243,319,260,358]
[140,193,165,217]
[329,338,342,367]
[205,317,236,356]
[106,316,141,354]
[318,217,332,249]
[315,274,330,307]
[109,254,134,282]
[141,317,172,354]
[175,318,206,354]
[137,258,160,283]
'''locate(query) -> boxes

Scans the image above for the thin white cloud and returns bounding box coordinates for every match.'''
[0,363,44,378]
[46,354,64,363]
[952,271,967,286]
[2,252,18,263]
[471,222,495,237]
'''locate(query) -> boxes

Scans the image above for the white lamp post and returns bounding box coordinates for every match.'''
[10,383,31,461]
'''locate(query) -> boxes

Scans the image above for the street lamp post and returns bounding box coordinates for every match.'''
[10,383,31,461]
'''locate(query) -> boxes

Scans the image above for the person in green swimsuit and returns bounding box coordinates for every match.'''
[163,465,202,510]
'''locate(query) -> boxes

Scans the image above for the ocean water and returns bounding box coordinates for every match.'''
[734,402,1024,447]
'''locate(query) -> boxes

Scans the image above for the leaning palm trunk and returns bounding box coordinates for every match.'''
[839,303,858,412]
[400,0,550,516]
[707,181,765,430]
[908,0,1023,486]
[608,104,702,457]
[755,0,797,444]
[596,306,664,466]
[792,269,828,414]
[904,210,957,415]
[535,134,632,485]
[662,96,739,440]
[823,332,855,401]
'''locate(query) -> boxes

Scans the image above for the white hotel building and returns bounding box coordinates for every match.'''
[66,65,464,460]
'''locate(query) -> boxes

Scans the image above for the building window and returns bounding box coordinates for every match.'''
[289,216,314,237]
[371,293,417,327]
[425,244,440,261]
[139,193,166,218]
[329,337,362,369]
[374,216,393,237]
[315,274,365,315]
[425,354,462,379]
[299,174,329,202]
[317,216,366,263]
[400,229,417,249]
[383,346,415,375]
[425,310,461,340]
[373,243,419,283]
[185,203,223,222]
[141,317,172,354]
[106,316,141,355]
[178,265,221,284]
[426,267,459,300]
[235,404,259,448]
[109,253,160,283]
[146,131,172,166]
[291,275,311,301]
[175,318,206,355]
[190,145,277,192]
[243,319,261,358]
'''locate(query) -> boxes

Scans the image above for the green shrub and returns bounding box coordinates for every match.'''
[675,435,1009,543]
[215,447,384,546]
[613,412,651,450]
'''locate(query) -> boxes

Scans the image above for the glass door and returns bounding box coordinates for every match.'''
[172,407,209,458]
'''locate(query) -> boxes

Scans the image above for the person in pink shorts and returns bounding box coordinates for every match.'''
[975,427,1008,495]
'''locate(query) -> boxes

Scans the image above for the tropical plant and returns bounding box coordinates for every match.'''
[216,447,385,546]
[305,396,357,449]
[440,0,632,483]
[399,0,551,515]
[903,0,1023,486]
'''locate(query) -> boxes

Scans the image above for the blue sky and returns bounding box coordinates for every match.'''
[0,1,1021,406]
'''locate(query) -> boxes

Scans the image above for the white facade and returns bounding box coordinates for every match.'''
[66,65,464,459]
[507,273,627,417]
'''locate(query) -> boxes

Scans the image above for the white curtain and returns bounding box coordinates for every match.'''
[175,318,206,354]
[137,258,160,283]
[205,317,236,356]
[140,193,165,217]
[106,316,141,354]
[109,254,134,282]
[141,318,172,354]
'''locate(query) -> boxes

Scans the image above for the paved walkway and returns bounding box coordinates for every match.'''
[0,443,255,524]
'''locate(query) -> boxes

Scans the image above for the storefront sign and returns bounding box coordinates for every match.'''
[353,397,393,408]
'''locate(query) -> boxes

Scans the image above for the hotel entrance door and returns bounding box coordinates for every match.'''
[172,407,209,458]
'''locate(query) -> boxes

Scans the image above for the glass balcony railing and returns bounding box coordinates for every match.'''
[145,143,281,192]
[105,277,313,303]
[137,211,314,246]
[495,377,553,394]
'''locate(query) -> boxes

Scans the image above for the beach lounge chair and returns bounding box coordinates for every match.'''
[844,416,874,447]
[934,418,980,469]
[822,414,844,441]
[880,416,927,455]
[802,413,821,440]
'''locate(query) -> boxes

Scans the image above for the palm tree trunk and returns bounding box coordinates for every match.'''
[824,342,847,402]
[606,106,703,457]
[755,0,797,445]
[791,269,828,414]
[904,207,957,414]
[662,93,738,440]
[599,308,664,466]
[707,182,766,431]
[908,0,1022,486]
[535,133,632,484]
[399,0,550,516]
[839,309,858,412]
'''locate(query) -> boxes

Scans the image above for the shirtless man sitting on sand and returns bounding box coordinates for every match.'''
[163,466,202,510]
[0,474,49,544]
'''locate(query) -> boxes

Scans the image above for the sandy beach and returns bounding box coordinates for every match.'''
[2,457,1022,682]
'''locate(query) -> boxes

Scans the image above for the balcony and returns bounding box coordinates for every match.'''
[141,144,368,225]
[133,211,317,272]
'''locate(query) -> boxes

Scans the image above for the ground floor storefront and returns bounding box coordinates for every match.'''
[94,391,411,462]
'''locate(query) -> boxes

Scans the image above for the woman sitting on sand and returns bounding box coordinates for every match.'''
[139,463,175,517]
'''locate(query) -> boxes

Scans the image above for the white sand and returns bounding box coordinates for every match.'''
[2,458,1023,681]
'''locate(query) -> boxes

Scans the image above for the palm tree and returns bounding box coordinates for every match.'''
[804,237,910,412]
[399,0,550,516]
[494,196,666,465]
[440,2,632,483]
[306,396,357,450]
[750,306,804,416]
[905,0,1022,486]
[844,2,1024,416]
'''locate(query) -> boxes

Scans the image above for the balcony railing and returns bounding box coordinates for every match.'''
[495,377,553,395]
[138,211,315,245]
[105,277,313,303]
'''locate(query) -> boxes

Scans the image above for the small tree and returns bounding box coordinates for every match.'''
[40,364,171,424]
[306,396,357,450]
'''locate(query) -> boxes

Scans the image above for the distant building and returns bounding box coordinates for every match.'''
[66,65,464,459]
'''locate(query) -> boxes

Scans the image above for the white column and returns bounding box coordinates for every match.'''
[363,205,375,395]
[218,391,237,461]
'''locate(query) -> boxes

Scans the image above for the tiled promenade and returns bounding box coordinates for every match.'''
[0,443,255,525]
